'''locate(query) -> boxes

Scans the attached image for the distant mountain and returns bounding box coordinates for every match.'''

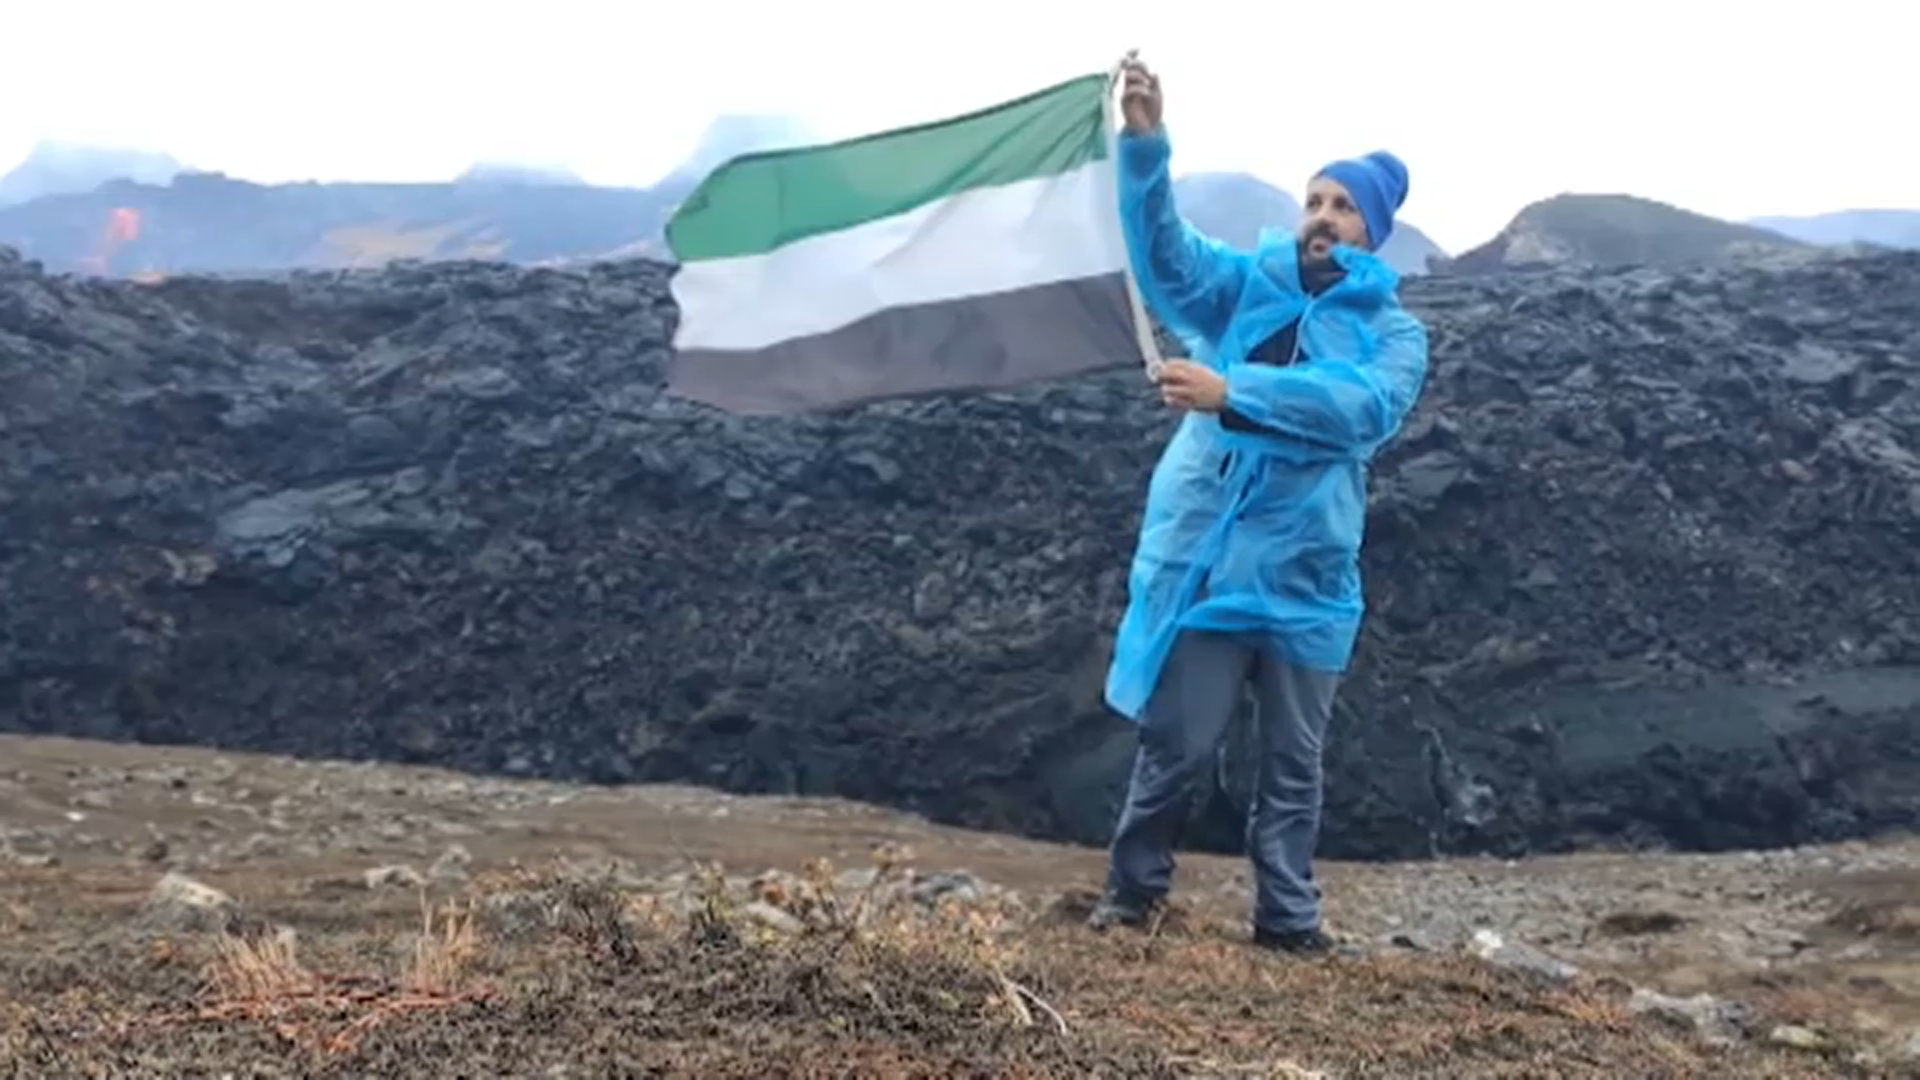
[1375,226,1449,278]
[1173,171,1447,277]
[0,142,186,207]
[0,170,678,276]
[0,114,830,276]
[1442,193,1809,275]
[1747,209,1920,250]
[1174,172,1303,247]
[454,162,589,187]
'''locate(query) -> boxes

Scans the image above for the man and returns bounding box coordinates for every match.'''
[1089,56,1430,955]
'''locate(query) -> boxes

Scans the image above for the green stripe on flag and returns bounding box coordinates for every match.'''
[665,72,1111,262]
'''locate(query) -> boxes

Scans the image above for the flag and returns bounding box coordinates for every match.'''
[664,71,1153,415]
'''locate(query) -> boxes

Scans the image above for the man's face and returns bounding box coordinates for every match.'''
[1297,175,1371,265]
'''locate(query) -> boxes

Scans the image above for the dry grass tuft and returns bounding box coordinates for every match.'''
[403,893,479,996]
[116,889,498,1058]
[208,925,315,1000]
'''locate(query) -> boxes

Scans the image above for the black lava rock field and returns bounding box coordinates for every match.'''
[3,243,1916,860]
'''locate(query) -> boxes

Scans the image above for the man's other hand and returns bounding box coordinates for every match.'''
[1156,360,1225,412]
[1119,55,1163,133]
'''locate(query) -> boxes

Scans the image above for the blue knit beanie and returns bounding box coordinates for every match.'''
[1314,151,1409,250]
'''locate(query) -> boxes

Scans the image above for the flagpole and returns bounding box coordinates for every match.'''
[1106,50,1168,383]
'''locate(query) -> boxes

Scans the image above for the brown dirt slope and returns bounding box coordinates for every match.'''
[1,734,1916,1077]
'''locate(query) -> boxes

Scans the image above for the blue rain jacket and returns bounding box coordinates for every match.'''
[1104,128,1431,722]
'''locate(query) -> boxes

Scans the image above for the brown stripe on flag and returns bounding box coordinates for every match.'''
[665,273,1139,415]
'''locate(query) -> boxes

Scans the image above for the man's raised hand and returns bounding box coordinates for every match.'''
[1119,54,1163,134]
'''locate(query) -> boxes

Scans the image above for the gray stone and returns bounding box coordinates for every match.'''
[1468,928,1580,983]
[1767,1024,1829,1051]
[364,864,427,890]
[141,871,235,931]
[1627,988,1753,1046]
[739,901,805,935]
[429,843,474,883]
[909,870,984,907]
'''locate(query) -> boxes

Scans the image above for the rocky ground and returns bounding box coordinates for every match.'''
[3,244,1918,861]
[3,734,1917,1077]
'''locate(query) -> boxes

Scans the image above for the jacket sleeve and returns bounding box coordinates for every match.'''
[1117,129,1251,347]
[1220,311,1430,455]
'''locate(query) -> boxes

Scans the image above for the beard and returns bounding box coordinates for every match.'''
[1298,227,1339,266]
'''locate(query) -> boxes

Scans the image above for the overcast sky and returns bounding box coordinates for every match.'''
[2,0,1911,253]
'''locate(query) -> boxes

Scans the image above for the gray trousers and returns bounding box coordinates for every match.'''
[1106,628,1340,933]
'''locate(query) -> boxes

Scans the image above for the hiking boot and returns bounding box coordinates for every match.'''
[1085,893,1153,932]
[1252,925,1343,957]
